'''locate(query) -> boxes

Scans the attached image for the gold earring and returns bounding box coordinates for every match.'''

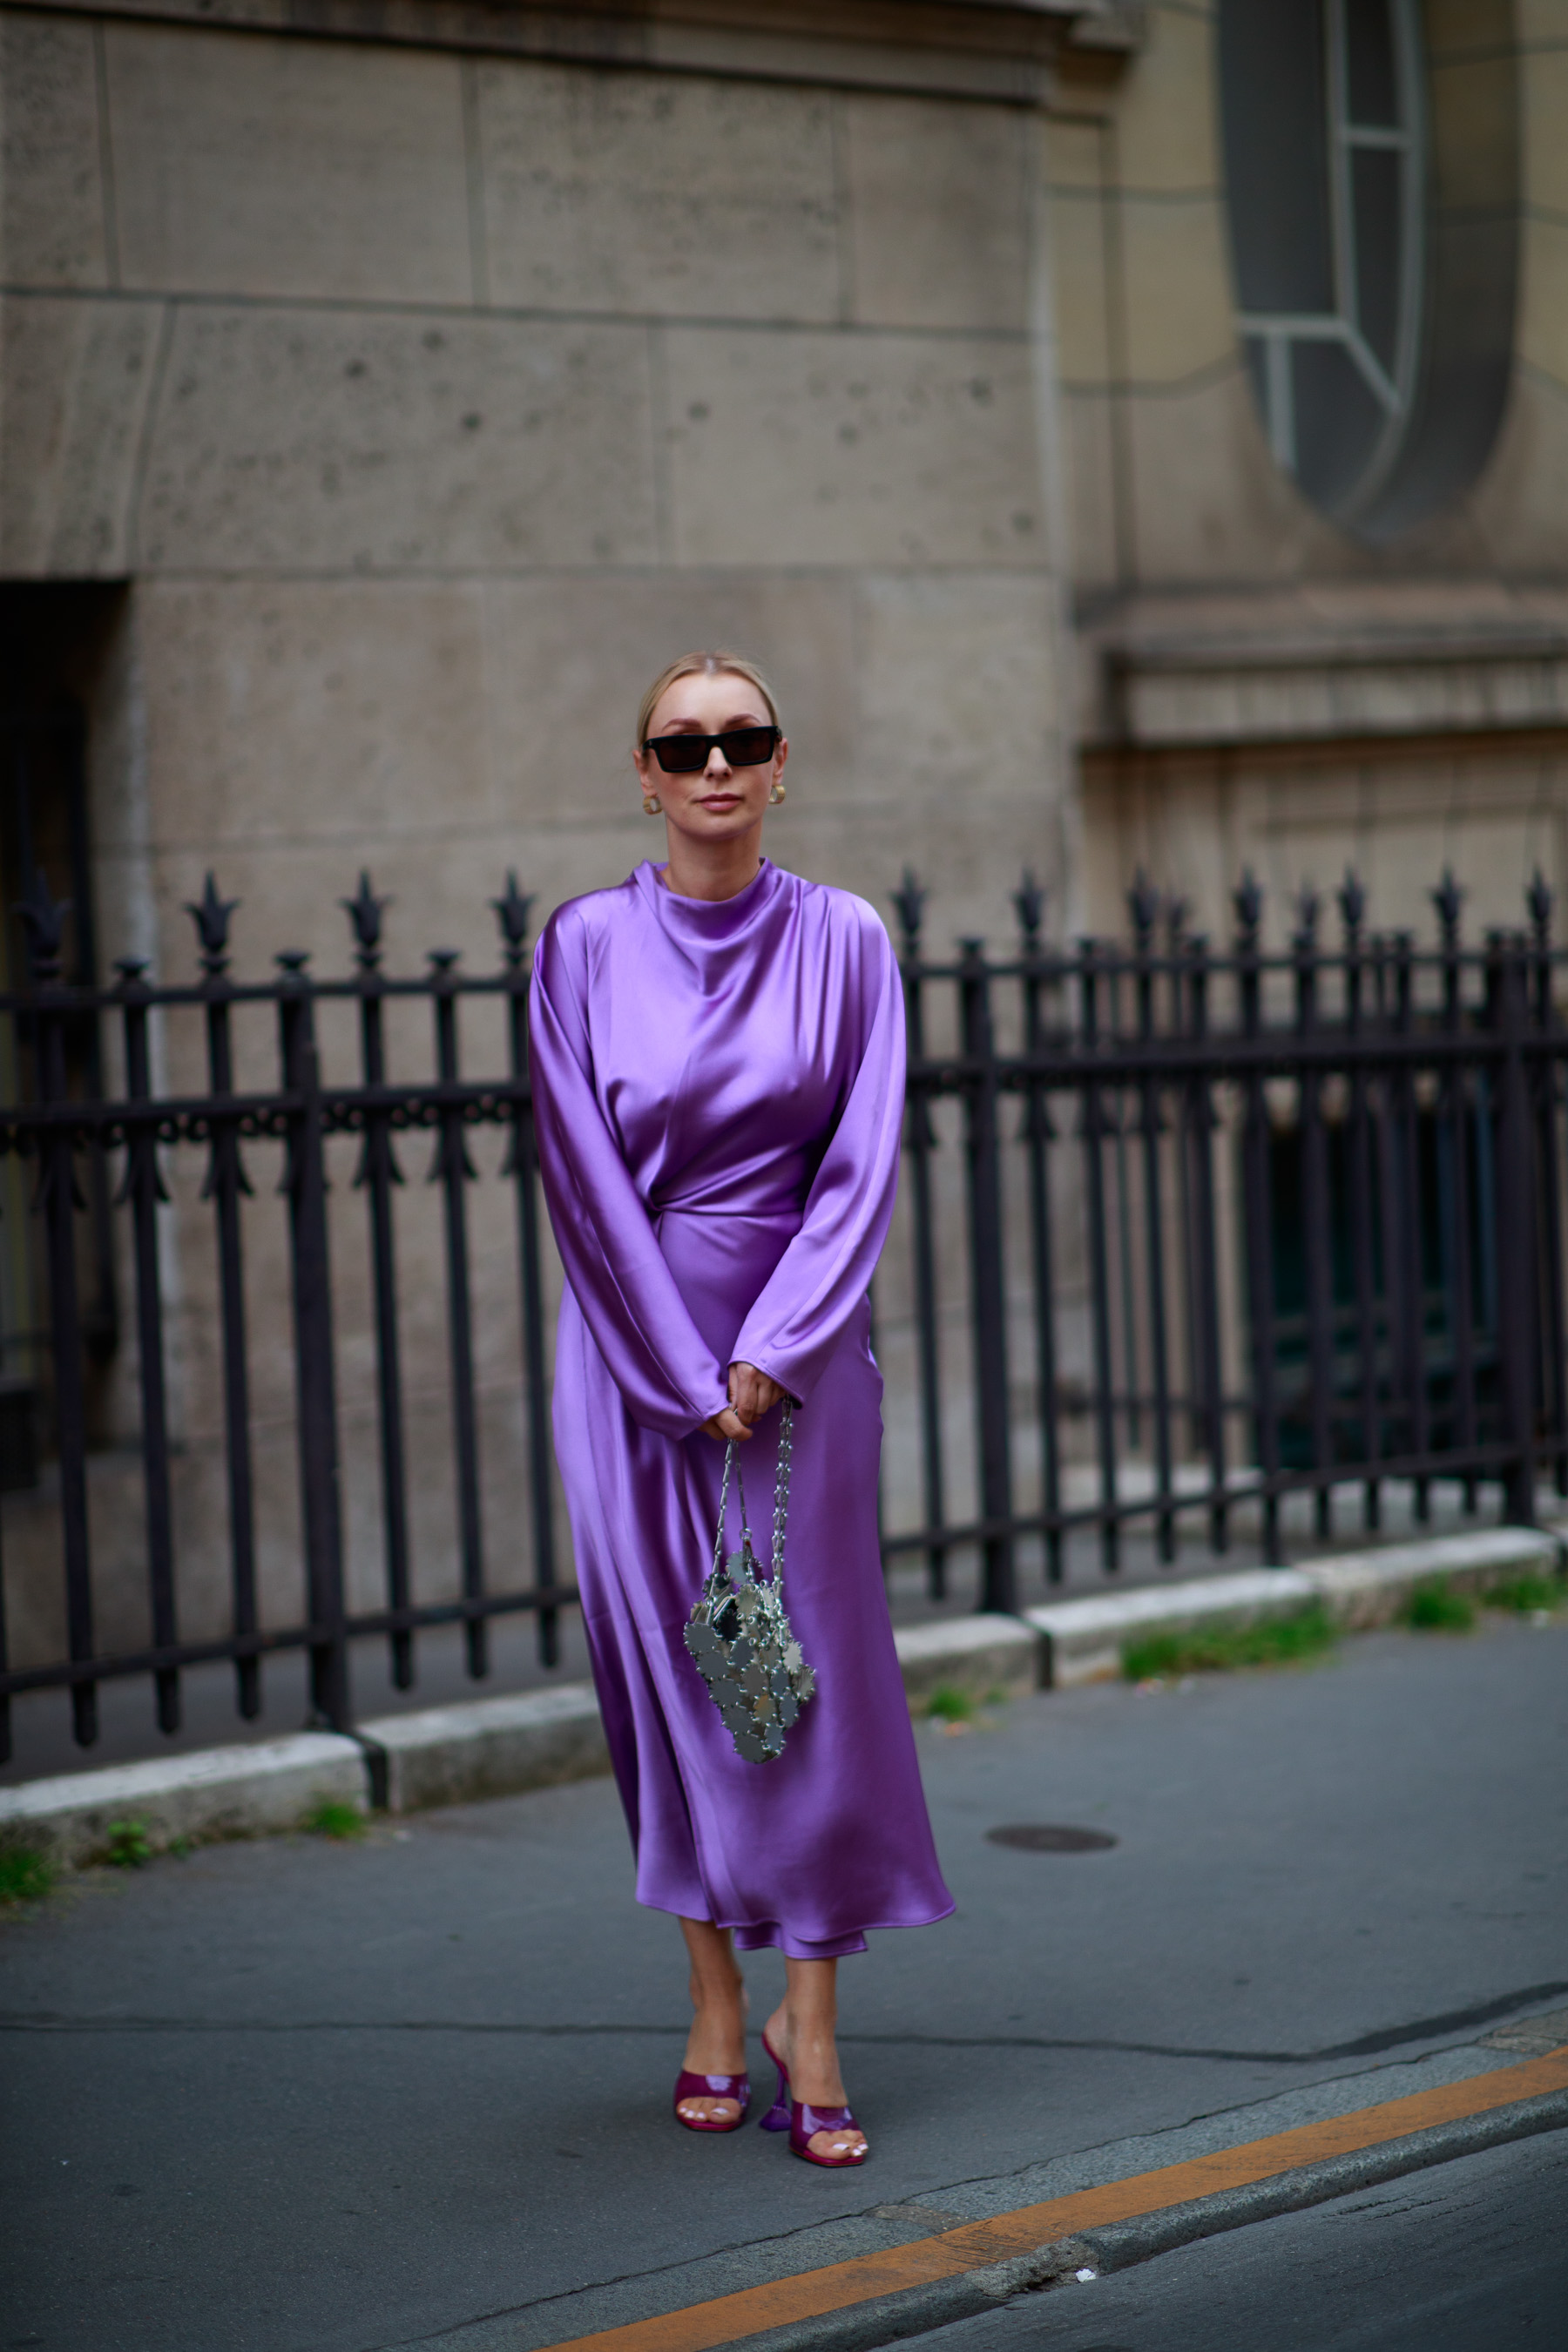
[768,780,787,807]
[642,793,662,815]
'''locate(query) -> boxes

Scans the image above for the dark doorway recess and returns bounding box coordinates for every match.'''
[0,582,128,1480]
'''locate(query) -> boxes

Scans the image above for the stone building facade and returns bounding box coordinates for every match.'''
[1,0,1565,1706]
[4,0,1563,993]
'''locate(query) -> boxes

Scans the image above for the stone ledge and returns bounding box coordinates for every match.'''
[1026,1567,1319,1687]
[0,1732,365,1867]
[892,1612,1038,1702]
[1025,1524,1565,1685]
[358,1685,608,1815]
[1305,1526,1563,1629]
[3,1523,1560,1855]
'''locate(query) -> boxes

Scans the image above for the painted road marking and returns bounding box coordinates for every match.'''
[537,2044,1568,2352]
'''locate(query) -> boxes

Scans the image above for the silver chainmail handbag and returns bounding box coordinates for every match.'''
[684,1402,816,1763]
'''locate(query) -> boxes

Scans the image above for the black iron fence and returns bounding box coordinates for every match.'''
[1,864,1565,1767]
[886,868,1565,1612]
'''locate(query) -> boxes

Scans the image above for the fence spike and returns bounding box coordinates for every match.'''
[1431,867,1464,946]
[1014,868,1046,944]
[1127,868,1159,944]
[1338,868,1366,939]
[16,868,71,982]
[1232,868,1263,946]
[186,873,239,973]
[341,872,389,965]
[1293,884,1320,950]
[890,868,925,953]
[491,871,534,964]
[1526,868,1553,940]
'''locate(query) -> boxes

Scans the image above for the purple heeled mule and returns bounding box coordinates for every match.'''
[672,2070,751,2132]
[759,2029,868,2167]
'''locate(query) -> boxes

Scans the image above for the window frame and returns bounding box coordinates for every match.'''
[1234,0,1428,522]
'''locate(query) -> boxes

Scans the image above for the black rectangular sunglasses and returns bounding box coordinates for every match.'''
[642,726,781,774]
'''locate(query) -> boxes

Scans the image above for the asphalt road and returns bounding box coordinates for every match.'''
[0,1612,1564,2352]
[916,2131,1568,2351]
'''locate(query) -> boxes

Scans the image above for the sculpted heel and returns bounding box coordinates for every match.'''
[673,2071,750,2132]
[759,2027,867,2167]
[758,2029,791,2132]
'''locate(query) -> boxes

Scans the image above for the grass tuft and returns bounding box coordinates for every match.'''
[1484,1571,1565,1616]
[1403,1579,1476,1633]
[1122,1605,1338,1683]
[105,1820,153,1869]
[0,1842,57,1906]
[301,1799,366,1841]
[923,1686,976,1722]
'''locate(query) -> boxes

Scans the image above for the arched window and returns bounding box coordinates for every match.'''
[1220,0,1427,529]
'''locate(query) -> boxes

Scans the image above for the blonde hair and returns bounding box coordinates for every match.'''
[635,651,782,748]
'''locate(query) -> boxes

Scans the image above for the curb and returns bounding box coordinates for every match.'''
[0,1731,365,1868]
[891,1614,1037,1705]
[2,1521,1562,1858]
[1028,1524,1563,1687]
[732,2085,1568,2352]
[1025,1567,1317,1688]
[361,1686,609,1815]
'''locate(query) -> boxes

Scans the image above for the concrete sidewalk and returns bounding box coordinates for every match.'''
[0,1611,1564,2352]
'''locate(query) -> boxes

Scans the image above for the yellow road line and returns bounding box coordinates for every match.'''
[538,2044,1568,2352]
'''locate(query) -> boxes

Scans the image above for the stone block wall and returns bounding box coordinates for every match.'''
[0,7,1077,978]
[0,1,1084,1689]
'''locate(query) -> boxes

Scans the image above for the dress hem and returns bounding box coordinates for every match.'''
[638,1896,956,1962]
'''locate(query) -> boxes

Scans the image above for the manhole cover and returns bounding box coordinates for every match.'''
[986,1823,1118,1854]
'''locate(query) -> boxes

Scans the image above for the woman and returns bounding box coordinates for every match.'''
[528,651,952,2167]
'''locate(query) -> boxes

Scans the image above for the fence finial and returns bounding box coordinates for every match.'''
[1127,869,1159,946]
[1526,868,1553,942]
[1014,868,1046,946]
[492,872,535,966]
[186,873,239,975]
[1232,869,1263,947]
[1293,885,1320,951]
[1338,868,1366,939]
[15,868,70,983]
[890,868,925,954]
[342,872,390,966]
[1431,867,1463,947]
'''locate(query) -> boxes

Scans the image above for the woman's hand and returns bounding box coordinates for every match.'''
[701,1361,787,1442]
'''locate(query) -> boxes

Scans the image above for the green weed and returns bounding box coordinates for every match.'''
[1484,1572,1565,1616]
[105,1820,153,1869]
[301,1799,366,1841]
[923,1686,976,1722]
[1403,1579,1476,1633]
[1122,1605,1338,1682]
[0,1842,56,1905]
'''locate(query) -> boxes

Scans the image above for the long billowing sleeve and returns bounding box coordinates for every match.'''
[731,907,904,1408]
[529,908,730,1440]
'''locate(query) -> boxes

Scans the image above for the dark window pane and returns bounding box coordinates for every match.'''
[1345,0,1398,126]
[1351,147,1402,370]
[1291,340,1386,510]
[1220,0,1335,313]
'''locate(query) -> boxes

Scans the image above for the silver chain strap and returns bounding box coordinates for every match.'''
[772,1400,793,1585]
[711,1398,794,1594]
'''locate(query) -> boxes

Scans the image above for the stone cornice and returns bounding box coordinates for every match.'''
[9,0,1142,99]
[1080,585,1568,750]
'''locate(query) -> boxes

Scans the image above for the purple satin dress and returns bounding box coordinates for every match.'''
[529,858,954,1958]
